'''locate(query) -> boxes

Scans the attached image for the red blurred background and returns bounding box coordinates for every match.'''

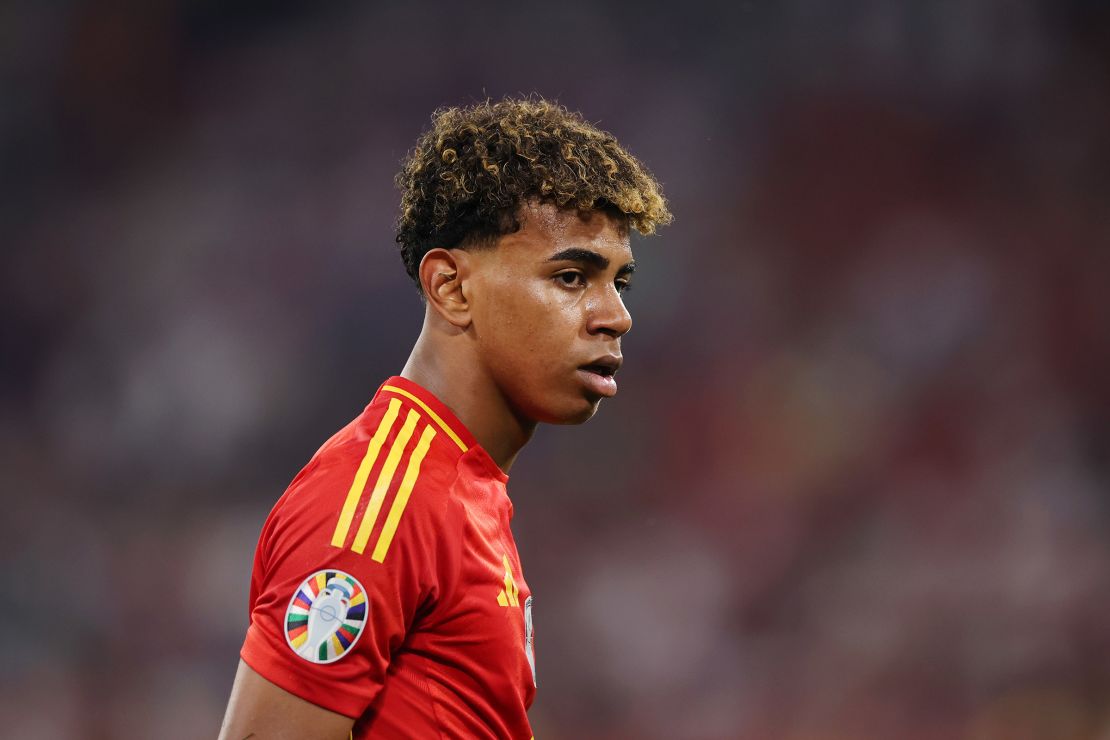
[2,2,1109,738]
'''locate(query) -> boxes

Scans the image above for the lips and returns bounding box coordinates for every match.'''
[577,355,622,398]
[580,355,622,377]
[580,363,616,378]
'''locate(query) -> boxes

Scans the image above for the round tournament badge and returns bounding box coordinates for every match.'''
[285,569,367,664]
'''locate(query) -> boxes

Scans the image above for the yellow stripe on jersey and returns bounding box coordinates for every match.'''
[497,554,520,607]
[331,398,402,548]
[371,423,437,563]
[381,384,468,452]
[351,409,419,554]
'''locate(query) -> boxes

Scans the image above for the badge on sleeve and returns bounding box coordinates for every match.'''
[285,569,367,664]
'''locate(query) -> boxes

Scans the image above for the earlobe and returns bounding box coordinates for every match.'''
[418,249,472,329]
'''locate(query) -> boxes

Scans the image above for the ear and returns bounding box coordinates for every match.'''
[418,248,472,329]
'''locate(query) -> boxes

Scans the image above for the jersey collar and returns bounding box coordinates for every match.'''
[375,376,473,451]
[374,376,509,483]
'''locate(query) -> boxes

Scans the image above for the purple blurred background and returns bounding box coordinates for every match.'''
[3,1,1109,738]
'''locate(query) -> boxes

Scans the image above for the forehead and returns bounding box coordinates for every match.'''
[499,201,632,263]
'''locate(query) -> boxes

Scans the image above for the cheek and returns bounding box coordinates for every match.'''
[479,285,577,369]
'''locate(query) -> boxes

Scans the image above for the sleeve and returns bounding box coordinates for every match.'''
[239,443,451,719]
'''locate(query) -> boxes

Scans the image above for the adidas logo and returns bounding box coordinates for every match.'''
[496,554,519,607]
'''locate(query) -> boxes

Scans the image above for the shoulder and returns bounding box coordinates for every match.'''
[260,394,467,566]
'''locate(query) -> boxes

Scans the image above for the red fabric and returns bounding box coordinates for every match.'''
[241,377,536,739]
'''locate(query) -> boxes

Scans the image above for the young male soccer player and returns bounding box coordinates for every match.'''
[218,98,671,739]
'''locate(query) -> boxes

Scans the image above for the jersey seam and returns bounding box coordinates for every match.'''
[412,661,448,739]
[447,458,468,617]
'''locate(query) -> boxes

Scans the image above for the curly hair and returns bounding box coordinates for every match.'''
[394,97,671,287]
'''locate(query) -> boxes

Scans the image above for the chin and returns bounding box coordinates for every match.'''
[509,383,603,426]
[541,398,602,426]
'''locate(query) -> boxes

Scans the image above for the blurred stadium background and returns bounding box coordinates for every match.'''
[3,1,1109,738]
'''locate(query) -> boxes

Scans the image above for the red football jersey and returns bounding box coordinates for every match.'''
[241,376,536,738]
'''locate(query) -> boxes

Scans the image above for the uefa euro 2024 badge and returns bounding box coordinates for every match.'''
[285,570,368,664]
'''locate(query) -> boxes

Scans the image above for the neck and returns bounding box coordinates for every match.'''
[400,324,536,473]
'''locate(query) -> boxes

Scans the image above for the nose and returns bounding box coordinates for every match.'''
[587,285,632,338]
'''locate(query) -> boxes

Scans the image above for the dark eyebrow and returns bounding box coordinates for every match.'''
[547,248,636,276]
[547,248,609,269]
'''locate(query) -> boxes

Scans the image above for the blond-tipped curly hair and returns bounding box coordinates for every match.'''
[395,97,671,287]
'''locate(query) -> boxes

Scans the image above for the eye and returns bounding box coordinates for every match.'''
[555,270,586,288]
[616,279,632,294]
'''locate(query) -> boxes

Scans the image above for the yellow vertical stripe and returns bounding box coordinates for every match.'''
[501,554,519,606]
[331,398,402,548]
[351,409,420,554]
[381,385,467,451]
[371,424,437,563]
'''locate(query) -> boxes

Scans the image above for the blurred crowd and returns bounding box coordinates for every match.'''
[2,1,1108,738]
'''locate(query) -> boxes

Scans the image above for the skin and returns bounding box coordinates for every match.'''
[219,201,634,737]
[405,199,634,471]
[219,659,355,739]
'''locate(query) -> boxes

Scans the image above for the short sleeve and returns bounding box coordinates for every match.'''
[240,441,451,719]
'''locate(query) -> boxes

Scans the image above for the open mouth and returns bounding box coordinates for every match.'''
[581,364,616,377]
[578,358,621,397]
